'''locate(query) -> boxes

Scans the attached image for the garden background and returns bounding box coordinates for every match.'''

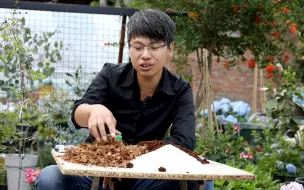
[0,0,304,189]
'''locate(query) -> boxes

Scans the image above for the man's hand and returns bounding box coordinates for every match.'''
[88,104,121,142]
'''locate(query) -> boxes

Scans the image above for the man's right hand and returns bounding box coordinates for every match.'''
[87,104,121,142]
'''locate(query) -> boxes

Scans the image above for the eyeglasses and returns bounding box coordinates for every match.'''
[129,43,168,54]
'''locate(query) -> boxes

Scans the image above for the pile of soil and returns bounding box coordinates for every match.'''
[60,138,209,168]
[60,137,148,167]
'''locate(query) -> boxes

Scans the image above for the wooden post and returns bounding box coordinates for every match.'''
[259,69,266,113]
[180,180,188,190]
[252,66,258,114]
[91,177,100,190]
[118,15,127,64]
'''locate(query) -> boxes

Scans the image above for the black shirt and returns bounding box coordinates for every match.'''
[71,62,196,151]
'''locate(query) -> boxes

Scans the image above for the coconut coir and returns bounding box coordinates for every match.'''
[60,137,148,167]
[60,138,209,168]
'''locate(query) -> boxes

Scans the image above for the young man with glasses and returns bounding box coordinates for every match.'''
[37,9,214,190]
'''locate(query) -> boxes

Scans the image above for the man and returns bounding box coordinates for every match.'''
[37,9,214,190]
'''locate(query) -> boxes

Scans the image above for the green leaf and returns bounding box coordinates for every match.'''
[266,99,278,110]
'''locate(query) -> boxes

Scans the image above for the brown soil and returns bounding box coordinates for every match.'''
[59,137,148,168]
[59,138,209,169]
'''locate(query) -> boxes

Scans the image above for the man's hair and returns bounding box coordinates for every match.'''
[127,9,176,45]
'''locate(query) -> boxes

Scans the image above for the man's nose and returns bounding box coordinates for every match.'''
[141,47,151,59]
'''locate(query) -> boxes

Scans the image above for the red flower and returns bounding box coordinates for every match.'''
[290,26,296,33]
[243,4,248,9]
[255,16,260,24]
[272,20,277,26]
[226,147,231,152]
[274,11,280,16]
[283,7,290,14]
[248,59,256,68]
[233,124,239,132]
[224,60,230,69]
[286,20,291,25]
[266,63,275,73]
[284,55,290,63]
[256,145,263,152]
[268,72,274,78]
[266,55,271,60]
[104,42,109,46]
[273,32,279,39]
[257,4,261,9]
[233,6,238,13]
[289,23,297,33]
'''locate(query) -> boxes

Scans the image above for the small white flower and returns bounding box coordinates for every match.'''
[260,87,269,91]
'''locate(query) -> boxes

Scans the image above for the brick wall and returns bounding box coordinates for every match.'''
[167,50,267,113]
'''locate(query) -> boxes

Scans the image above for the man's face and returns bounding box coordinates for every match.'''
[129,36,174,79]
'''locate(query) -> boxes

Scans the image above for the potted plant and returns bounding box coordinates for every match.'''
[0,10,62,190]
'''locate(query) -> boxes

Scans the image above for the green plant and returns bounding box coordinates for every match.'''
[266,66,304,138]
[215,161,280,190]
[195,123,249,163]
[252,128,304,180]
[0,12,63,154]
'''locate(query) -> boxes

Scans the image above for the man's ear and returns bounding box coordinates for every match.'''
[168,42,174,59]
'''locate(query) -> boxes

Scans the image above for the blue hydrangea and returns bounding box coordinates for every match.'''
[270,143,279,149]
[220,104,230,114]
[224,115,238,124]
[276,161,284,170]
[277,149,284,154]
[219,98,231,105]
[286,163,296,174]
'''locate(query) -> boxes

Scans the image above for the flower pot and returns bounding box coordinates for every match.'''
[238,123,266,147]
[4,154,38,190]
[295,177,304,186]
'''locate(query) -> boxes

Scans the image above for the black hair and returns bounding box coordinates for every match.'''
[127,9,176,45]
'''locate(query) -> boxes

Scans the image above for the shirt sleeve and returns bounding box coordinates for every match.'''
[163,83,196,151]
[71,63,110,129]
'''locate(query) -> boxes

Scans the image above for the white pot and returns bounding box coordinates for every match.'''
[4,154,38,190]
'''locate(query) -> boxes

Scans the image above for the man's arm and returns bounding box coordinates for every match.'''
[71,63,117,141]
[163,83,196,151]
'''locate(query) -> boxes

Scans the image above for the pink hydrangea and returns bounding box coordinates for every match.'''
[25,168,41,187]
[280,182,304,190]
[240,152,254,160]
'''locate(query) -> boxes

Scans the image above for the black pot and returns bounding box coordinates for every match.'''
[295,177,304,186]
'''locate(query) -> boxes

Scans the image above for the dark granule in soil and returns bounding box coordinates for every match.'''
[158,167,166,172]
[126,162,134,168]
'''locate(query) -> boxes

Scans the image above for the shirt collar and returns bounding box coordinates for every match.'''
[121,63,135,87]
[121,64,175,96]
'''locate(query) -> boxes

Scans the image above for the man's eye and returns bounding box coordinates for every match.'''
[150,46,160,50]
[134,47,143,50]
